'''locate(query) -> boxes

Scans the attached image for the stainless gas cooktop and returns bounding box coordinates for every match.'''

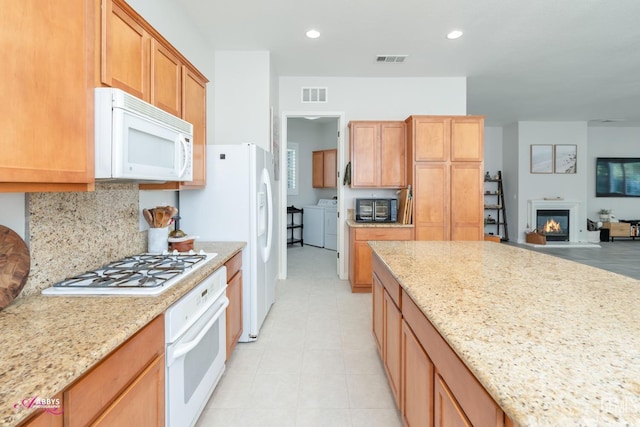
[41,251,217,296]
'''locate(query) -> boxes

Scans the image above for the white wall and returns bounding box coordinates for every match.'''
[515,122,589,242]
[587,126,640,220]
[214,51,271,150]
[0,194,26,240]
[483,126,504,237]
[502,123,520,242]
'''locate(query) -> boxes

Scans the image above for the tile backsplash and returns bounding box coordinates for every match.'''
[20,183,146,297]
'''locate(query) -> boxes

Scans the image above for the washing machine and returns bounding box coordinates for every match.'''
[303,199,338,249]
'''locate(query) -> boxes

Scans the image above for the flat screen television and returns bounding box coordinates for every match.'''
[596,157,640,197]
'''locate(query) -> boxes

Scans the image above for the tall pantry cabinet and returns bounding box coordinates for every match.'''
[406,116,484,241]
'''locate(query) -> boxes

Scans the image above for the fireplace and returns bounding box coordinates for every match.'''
[528,199,581,243]
[536,209,570,241]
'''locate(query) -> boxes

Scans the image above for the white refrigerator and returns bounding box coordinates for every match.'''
[180,143,275,342]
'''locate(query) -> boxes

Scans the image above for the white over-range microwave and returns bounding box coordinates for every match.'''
[94,87,193,182]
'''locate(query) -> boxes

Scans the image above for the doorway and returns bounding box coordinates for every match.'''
[279,112,346,280]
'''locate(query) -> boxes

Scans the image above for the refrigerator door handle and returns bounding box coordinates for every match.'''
[260,167,273,262]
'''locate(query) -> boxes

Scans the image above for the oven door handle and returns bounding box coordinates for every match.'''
[167,297,229,364]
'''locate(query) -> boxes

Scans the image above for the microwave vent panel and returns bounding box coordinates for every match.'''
[117,90,192,134]
[301,87,328,103]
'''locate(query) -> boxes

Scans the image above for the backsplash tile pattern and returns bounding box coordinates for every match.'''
[20,183,146,298]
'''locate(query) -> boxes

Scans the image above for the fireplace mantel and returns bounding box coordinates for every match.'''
[528,199,581,242]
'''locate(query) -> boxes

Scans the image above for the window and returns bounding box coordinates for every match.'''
[287,143,299,195]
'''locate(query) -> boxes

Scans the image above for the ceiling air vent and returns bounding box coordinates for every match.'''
[301,87,328,103]
[376,55,408,63]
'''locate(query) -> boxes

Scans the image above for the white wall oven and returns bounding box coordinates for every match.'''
[165,266,228,427]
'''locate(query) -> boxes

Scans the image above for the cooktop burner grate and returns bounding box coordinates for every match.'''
[52,252,208,289]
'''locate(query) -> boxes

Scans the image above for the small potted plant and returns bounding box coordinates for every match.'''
[598,209,611,222]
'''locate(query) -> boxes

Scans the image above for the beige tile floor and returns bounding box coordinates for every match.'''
[196,245,402,427]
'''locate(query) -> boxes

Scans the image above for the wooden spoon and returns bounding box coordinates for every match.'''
[143,209,154,227]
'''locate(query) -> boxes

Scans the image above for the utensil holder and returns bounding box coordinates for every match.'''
[148,227,169,253]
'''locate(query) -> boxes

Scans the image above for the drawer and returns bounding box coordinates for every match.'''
[603,222,630,236]
[225,251,242,282]
[354,227,413,241]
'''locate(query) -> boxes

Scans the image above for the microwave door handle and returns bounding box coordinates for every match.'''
[167,297,229,364]
[178,134,189,178]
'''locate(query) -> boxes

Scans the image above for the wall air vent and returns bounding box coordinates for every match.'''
[301,87,328,103]
[376,55,408,63]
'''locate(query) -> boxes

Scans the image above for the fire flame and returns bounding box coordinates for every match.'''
[543,219,562,233]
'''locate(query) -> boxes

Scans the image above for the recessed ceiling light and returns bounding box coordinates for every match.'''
[306,29,321,39]
[446,30,463,40]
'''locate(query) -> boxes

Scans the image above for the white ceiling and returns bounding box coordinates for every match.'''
[177,0,640,126]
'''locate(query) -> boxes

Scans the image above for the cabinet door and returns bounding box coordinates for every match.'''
[181,67,207,189]
[384,290,402,408]
[226,270,243,360]
[323,149,337,188]
[380,122,406,188]
[101,0,150,101]
[92,355,165,426]
[414,163,449,240]
[434,373,472,427]
[450,163,483,241]
[402,320,433,427]
[312,151,324,188]
[372,272,384,355]
[150,39,182,117]
[350,122,379,187]
[352,240,373,289]
[412,117,449,162]
[0,0,94,190]
[450,117,484,162]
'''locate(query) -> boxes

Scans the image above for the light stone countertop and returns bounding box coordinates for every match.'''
[369,240,640,427]
[0,241,245,427]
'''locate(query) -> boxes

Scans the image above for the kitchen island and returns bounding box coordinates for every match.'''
[0,241,244,426]
[370,240,640,426]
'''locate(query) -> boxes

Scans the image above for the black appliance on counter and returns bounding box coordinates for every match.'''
[355,198,398,222]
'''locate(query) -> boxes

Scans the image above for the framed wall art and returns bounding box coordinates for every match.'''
[530,144,553,174]
[554,144,577,174]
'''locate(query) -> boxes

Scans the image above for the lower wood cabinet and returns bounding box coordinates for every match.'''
[373,253,507,427]
[401,319,433,427]
[349,226,413,293]
[21,316,165,426]
[225,251,243,360]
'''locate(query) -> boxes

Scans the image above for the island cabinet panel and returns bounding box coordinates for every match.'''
[402,290,504,427]
[401,319,433,427]
[349,227,413,292]
[406,115,484,241]
[372,273,384,354]
[225,251,243,360]
[372,254,403,408]
[349,121,406,188]
[434,373,472,427]
[63,315,165,427]
[373,254,505,427]
[0,0,95,192]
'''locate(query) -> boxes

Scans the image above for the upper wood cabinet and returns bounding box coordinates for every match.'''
[101,0,150,101]
[406,116,484,241]
[150,39,182,117]
[104,0,209,190]
[312,149,337,188]
[0,0,95,192]
[349,121,406,188]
